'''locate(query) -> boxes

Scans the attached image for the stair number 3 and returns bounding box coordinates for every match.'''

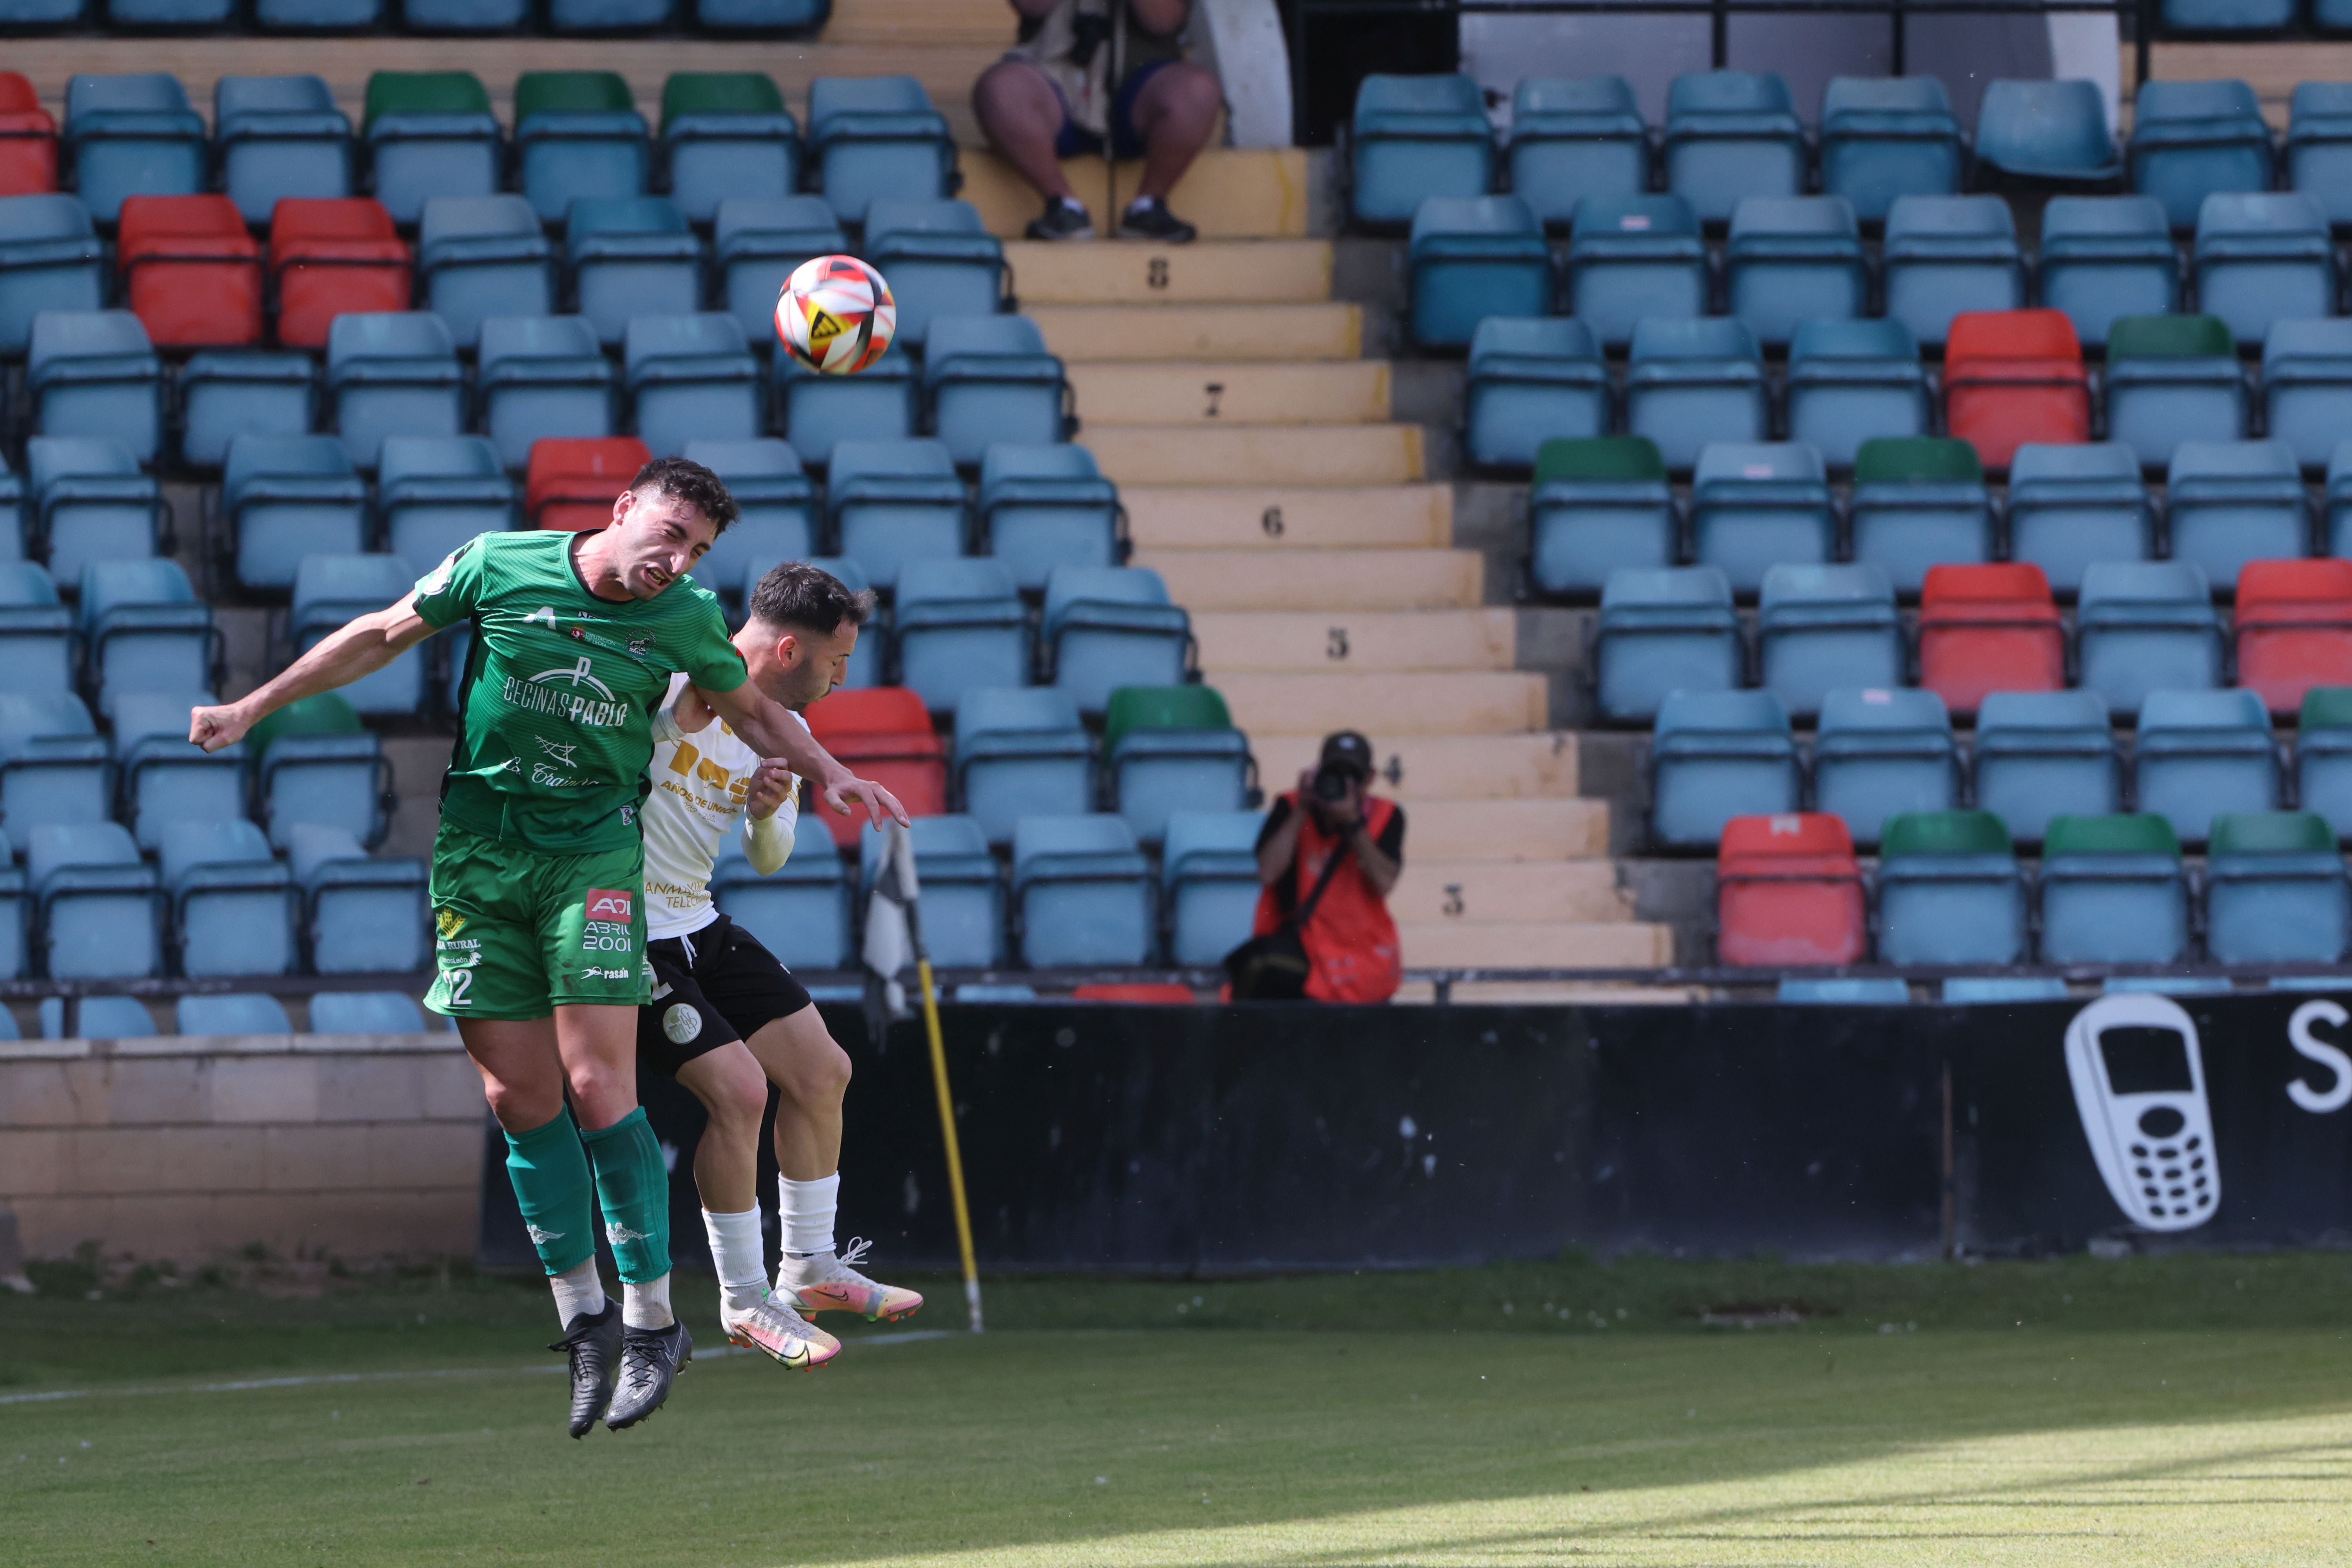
[1442,884,1465,918]
[1147,256,1169,290]
[1326,626,1349,661]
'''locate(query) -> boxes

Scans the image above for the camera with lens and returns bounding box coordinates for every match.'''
[1310,763,1354,804]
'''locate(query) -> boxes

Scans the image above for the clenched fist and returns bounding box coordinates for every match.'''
[743,758,799,821]
[188,701,253,753]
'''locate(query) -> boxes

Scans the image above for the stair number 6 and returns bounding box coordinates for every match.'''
[1147,256,1169,290]
[1260,506,1284,537]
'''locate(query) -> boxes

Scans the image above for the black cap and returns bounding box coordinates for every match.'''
[1319,730,1374,779]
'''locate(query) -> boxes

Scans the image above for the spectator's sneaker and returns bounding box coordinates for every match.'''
[719,1290,842,1370]
[779,1239,926,1322]
[548,1300,622,1439]
[1027,196,1094,241]
[604,1320,691,1431]
[1118,196,1197,243]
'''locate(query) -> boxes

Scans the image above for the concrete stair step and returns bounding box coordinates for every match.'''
[1083,424,1424,486]
[1215,671,1548,736]
[1030,303,1361,363]
[1248,732,1581,803]
[1141,548,1483,611]
[1400,920,1675,969]
[1002,240,1332,304]
[1195,608,1518,673]
[1392,859,1635,926]
[1399,799,1613,860]
[1124,485,1450,550]
[1069,361,1388,426]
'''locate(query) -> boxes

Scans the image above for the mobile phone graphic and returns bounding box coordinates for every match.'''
[2063,993,2220,1231]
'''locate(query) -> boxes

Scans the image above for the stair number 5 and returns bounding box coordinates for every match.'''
[1147,256,1169,290]
[1326,626,1349,661]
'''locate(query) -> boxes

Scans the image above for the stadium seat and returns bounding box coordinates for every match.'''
[681,439,815,603]
[1593,565,1740,724]
[2004,441,2153,594]
[290,823,427,974]
[976,442,1122,592]
[2078,560,2224,714]
[806,76,957,224]
[160,818,294,979]
[38,995,152,1039]
[2237,558,2352,716]
[777,346,916,468]
[215,75,352,226]
[30,821,159,980]
[362,72,503,226]
[1526,436,1677,597]
[2260,319,2352,471]
[1688,440,1833,595]
[0,562,69,698]
[925,314,1071,465]
[1650,689,1798,848]
[1662,71,1802,225]
[955,687,1092,846]
[864,198,1005,349]
[2164,0,2293,26]
[568,198,700,348]
[79,559,214,715]
[1565,194,1706,348]
[2329,442,2352,558]
[1915,562,2062,714]
[714,815,850,971]
[29,311,162,463]
[27,437,162,586]
[699,0,829,25]
[479,315,617,470]
[2130,80,2275,231]
[2103,314,2247,468]
[526,436,650,530]
[1725,196,1866,347]
[804,684,946,849]
[2132,687,2280,845]
[0,451,20,559]
[1783,318,1929,470]
[1104,684,1253,844]
[1714,812,1865,966]
[176,993,292,1036]
[1756,563,1899,720]
[2297,686,2352,838]
[1881,196,2025,349]
[309,992,427,1034]
[1507,76,1644,230]
[512,71,648,223]
[2195,192,2334,348]
[326,312,465,469]
[0,690,106,842]
[2036,196,2180,350]
[662,73,799,226]
[63,74,204,224]
[1406,194,1552,351]
[859,814,1003,966]
[268,198,409,353]
[0,827,19,980]
[178,350,316,471]
[627,312,761,459]
[248,691,388,849]
[254,0,384,27]
[113,691,244,851]
[1971,689,2119,843]
[1161,809,1263,966]
[1818,76,1963,222]
[1462,317,1606,470]
[223,433,369,591]
[0,73,57,199]
[1875,809,2027,965]
[377,436,514,574]
[1625,318,1768,472]
[1942,309,2089,471]
[0,194,102,356]
[1971,78,2120,184]
[1779,977,1910,1003]
[2205,810,2349,963]
[1013,813,1154,967]
[1812,686,1957,848]
[894,557,1027,715]
[1348,73,1493,227]
[417,196,553,350]
[1847,436,1994,593]
[293,555,424,715]
[1044,565,1190,714]
[824,436,961,588]
[716,196,842,347]
[2287,83,2352,226]
[548,0,674,27]
[114,196,260,350]
[2166,439,2309,592]
[2038,812,2190,964]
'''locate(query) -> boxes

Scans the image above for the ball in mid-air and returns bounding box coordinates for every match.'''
[776,254,896,375]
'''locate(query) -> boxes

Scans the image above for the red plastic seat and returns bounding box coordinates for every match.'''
[1916,562,2064,716]
[116,195,261,348]
[0,73,57,196]
[2236,557,2352,715]
[527,437,652,530]
[270,198,412,350]
[804,685,946,848]
[1716,812,1866,967]
[1943,309,2089,471]
[1070,983,1197,1003]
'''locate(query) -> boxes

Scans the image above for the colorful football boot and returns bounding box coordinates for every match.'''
[719,1290,841,1370]
[777,1239,925,1322]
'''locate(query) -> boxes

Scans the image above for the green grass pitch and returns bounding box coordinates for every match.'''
[7,1252,2352,1566]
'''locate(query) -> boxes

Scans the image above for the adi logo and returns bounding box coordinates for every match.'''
[584,887,633,921]
[434,908,466,940]
[806,307,844,344]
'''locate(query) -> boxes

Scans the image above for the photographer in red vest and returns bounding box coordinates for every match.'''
[1250,731,1405,1003]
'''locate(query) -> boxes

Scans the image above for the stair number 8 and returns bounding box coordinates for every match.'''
[1147,256,1169,290]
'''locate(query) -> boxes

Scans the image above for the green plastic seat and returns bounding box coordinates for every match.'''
[363,71,490,132]
[1853,435,1981,484]
[1103,684,1234,755]
[1533,435,1666,486]
[2301,686,2352,731]
[661,73,784,132]
[2209,809,2336,854]
[2107,312,2236,361]
[2042,812,2182,858]
[517,72,635,121]
[1879,808,2011,858]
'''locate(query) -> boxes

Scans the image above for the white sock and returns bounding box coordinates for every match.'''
[550,1259,605,1327]
[702,1207,768,1312]
[1057,194,1087,214]
[621,1272,673,1330]
[779,1173,839,1260]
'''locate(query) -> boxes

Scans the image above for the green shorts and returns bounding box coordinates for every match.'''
[424,821,652,1021]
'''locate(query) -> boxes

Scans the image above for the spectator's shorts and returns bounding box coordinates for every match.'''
[1042,58,1177,161]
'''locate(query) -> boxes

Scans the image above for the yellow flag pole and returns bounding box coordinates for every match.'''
[911,943,983,1333]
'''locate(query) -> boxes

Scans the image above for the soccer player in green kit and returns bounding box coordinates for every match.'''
[188,458,907,1437]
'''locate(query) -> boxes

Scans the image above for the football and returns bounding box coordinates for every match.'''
[775,253,897,375]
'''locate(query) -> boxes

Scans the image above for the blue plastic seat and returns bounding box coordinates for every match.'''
[0,691,106,844]
[923,314,1071,465]
[1783,318,1929,469]
[1847,436,1994,593]
[681,439,815,603]
[292,555,424,715]
[548,0,675,28]
[662,74,800,226]
[716,196,843,347]
[1625,317,1767,472]
[1013,813,1154,966]
[1662,71,1803,225]
[2077,560,2224,714]
[627,312,761,458]
[977,442,1122,592]
[215,75,352,226]
[38,995,153,1038]
[0,0,84,22]
[0,194,103,357]
[1688,439,1832,594]
[327,311,465,471]
[512,71,649,223]
[1527,436,1677,597]
[416,196,553,350]
[29,821,159,979]
[1406,194,1552,350]
[956,688,1091,846]
[2328,442,2352,557]
[2132,686,2279,845]
[78,559,213,720]
[2166,439,2307,592]
[1349,73,1494,227]
[256,706,388,851]
[402,0,527,24]
[1650,689,1798,848]
[0,452,22,562]
[697,0,827,24]
[64,74,204,224]
[2287,83,2352,227]
[377,436,514,575]
[2103,314,2247,468]
[1972,78,2121,183]
[1812,686,1957,848]
[2205,810,2348,963]
[0,826,19,980]
[179,351,316,472]
[2194,192,2334,348]
[112,691,245,852]
[478,315,616,470]
[0,563,70,699]
[1565,194,1706,349]
[857,814,1003,966]
[362,73,503,227]
[1162,809,1265,966]
[806,76,956,224]
[567,198,700,348]
[2131,79,2275,231]
[777,345,916,467]
[1463,317,1607,470]
[1044,565,1189,714]
[863,198,1004,349]
[1777,978,1909,1004]
[1104,686,1252,846]
[1875,809,2027,965]
[26,437,162,588]
[826,437,963,591]
[1882,196,2025,349]
[2164,0,2294,25]
[2039,812,2191,964]
[224,434,368,592]
[1725,196,1866,347]
[29,310,160,463]
[176,993,292,1036]
[160,818,293,979]
[2005,441,2156,594]
[1593,565,1740,724]
[1818,76,1964,222]
[1757,564,1900,720]
[310,991,428,1033]
[2262,319,2352,470]
[715,816,850,971]
[289,823,428,974]
[2037,196,2181,350]
[895,557,1026,715]
[1971,689,2120,842]
[254,0,383,26]
[1507,76,1644,230]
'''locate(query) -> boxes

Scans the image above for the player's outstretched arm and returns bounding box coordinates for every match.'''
[188,594,437,752]
[701,679,910,829]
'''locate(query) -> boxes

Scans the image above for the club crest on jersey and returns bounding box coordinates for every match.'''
[628,635,653,655]
[434,907,466,939]
[584,888,632,921]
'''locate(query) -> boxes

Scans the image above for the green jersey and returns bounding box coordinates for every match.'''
[412,530,748,853]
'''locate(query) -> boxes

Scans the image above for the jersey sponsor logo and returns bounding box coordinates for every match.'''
[434,907,466,939]
[584,888,632,921]
[537,739,577,764]
[500,653,631,729]
[581,966,635,980]
[530,655,616,702]
[662,1003,703,1045]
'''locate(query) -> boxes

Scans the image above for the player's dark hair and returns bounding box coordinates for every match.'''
[747,560,875,637]
[630,455,740,536]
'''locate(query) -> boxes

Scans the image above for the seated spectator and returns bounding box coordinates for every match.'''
[1249,731,1405,1002]
[973,0,1220,242]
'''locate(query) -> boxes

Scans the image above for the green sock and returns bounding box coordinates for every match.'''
[504,1109,595,1278]
[581,1108,671,1285]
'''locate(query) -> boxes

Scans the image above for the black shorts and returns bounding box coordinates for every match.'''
[637,914,812,1077]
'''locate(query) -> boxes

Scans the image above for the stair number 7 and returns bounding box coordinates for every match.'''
[1203,382,1223,418]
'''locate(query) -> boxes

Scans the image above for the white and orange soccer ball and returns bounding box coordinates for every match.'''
[775,254,896,375]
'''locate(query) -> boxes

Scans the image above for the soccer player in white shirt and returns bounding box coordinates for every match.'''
[639,561,922,1368]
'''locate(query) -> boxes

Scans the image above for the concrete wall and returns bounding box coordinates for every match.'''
[0,1033,484,1263]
